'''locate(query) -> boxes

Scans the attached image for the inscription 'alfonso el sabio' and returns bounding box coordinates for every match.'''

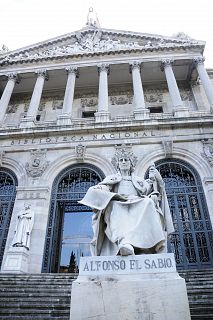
[81,255,174,275]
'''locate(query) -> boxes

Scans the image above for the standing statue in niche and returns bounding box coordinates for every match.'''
[12,203,34,250]
[79,147,174,256]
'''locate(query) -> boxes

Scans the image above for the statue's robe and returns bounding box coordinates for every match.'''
[79,173,174,256]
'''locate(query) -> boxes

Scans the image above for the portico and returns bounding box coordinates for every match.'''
[0,55,212,128]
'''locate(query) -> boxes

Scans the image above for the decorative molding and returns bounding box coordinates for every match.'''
[98,63,110,75]
[7,72,20,84]
[35,69,49,80]
[160,58,174,71]
[129,61,142,73]
[193,56,205,66]
[25,149,49,177]
[6,104,19,114]
[144,93,163,104]
[52,99,63,110]
[16,186,50,200]
[0,151,5,166]
[201,139,213,166]
[66,66,79,78]
[81,97,98,108]
[162,139,173,157]
[75,144,86,160]
[110,95,133,105]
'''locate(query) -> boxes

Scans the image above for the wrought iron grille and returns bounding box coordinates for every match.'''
[0,168,17,268]
[156,159,213,270]
[42,164,104,273]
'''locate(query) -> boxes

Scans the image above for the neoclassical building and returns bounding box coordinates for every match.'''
[0,14,213,274]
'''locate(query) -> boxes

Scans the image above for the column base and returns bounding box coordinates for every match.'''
[20,116,35,128]
[57,113,72,125]
[2,246,29,273]
[134,108,150,120]
[173,107,190,117]
[95,112,110,122]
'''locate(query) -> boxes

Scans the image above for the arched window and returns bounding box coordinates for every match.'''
[156,159,213,269]
[0,168,17,268]
[42,164,104,273]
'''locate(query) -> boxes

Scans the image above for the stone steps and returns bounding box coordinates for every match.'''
[180,269,213,320]
[0,273,75,320]
[0,270,212,319]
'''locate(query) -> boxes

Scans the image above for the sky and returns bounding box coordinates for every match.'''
[0,0,212,67]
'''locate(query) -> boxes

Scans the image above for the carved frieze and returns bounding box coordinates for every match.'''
[25,149,49,178]
[201,139,213,167]
[110,95,133,105]
[7,104,19,114]
[81,98,98,108]
[52,99,63,110]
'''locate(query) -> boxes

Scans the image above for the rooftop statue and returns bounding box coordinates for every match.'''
[86,7,100,28]
[79,146,174,256]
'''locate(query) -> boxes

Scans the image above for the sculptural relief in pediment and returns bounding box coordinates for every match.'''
[0,28,201,65]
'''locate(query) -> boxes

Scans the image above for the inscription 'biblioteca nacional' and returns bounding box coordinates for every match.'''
[79,254,176,275]
[10,131,157,146]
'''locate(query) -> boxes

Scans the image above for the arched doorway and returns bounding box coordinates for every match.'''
[0,167,17,268]
[156,159,213,270]
[42,164,104,273]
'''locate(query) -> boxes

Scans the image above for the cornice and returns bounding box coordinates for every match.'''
[0,27,205,67]
[0,114,212,140]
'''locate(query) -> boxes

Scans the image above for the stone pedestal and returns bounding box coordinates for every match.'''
[57,113,72,125]
[70,253,191,320]
[2,246,29,273]
[19,116,35,128]
[134,108,150,120]
[95,111,110,122]
[173,107,190,117]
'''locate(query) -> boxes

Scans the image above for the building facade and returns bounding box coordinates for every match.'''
[0,18,213,274]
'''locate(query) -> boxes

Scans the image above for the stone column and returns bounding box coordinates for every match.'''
[194,57,213,112]
[129,61,149,120]
[95,64,110,122]
[20,69,48,127]
[161,59,188,116]
[57,66,79,125]
[0,73,19,123]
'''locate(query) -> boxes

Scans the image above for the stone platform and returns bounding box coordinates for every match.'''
[70,253,191,320]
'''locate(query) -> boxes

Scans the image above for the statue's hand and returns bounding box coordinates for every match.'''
[112,194,128,201]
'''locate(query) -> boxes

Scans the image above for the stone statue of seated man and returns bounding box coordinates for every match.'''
[79,147,174,256]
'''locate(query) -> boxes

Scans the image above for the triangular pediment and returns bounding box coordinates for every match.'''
[0,27,205,65]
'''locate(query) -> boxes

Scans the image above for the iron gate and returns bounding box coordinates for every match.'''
[0,168,17,268]
[42,164,104,273]
[156,159,213,269]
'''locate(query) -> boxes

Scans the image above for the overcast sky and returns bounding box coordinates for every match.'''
[0,0,212,67]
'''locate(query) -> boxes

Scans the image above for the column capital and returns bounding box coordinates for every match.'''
[129,61,142,73]
[6,72,20,84]
[66,66,79,78]
[160,58,174,71]
[98,64,110,75]
[35,69,49,80]
[193,56,205,66]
